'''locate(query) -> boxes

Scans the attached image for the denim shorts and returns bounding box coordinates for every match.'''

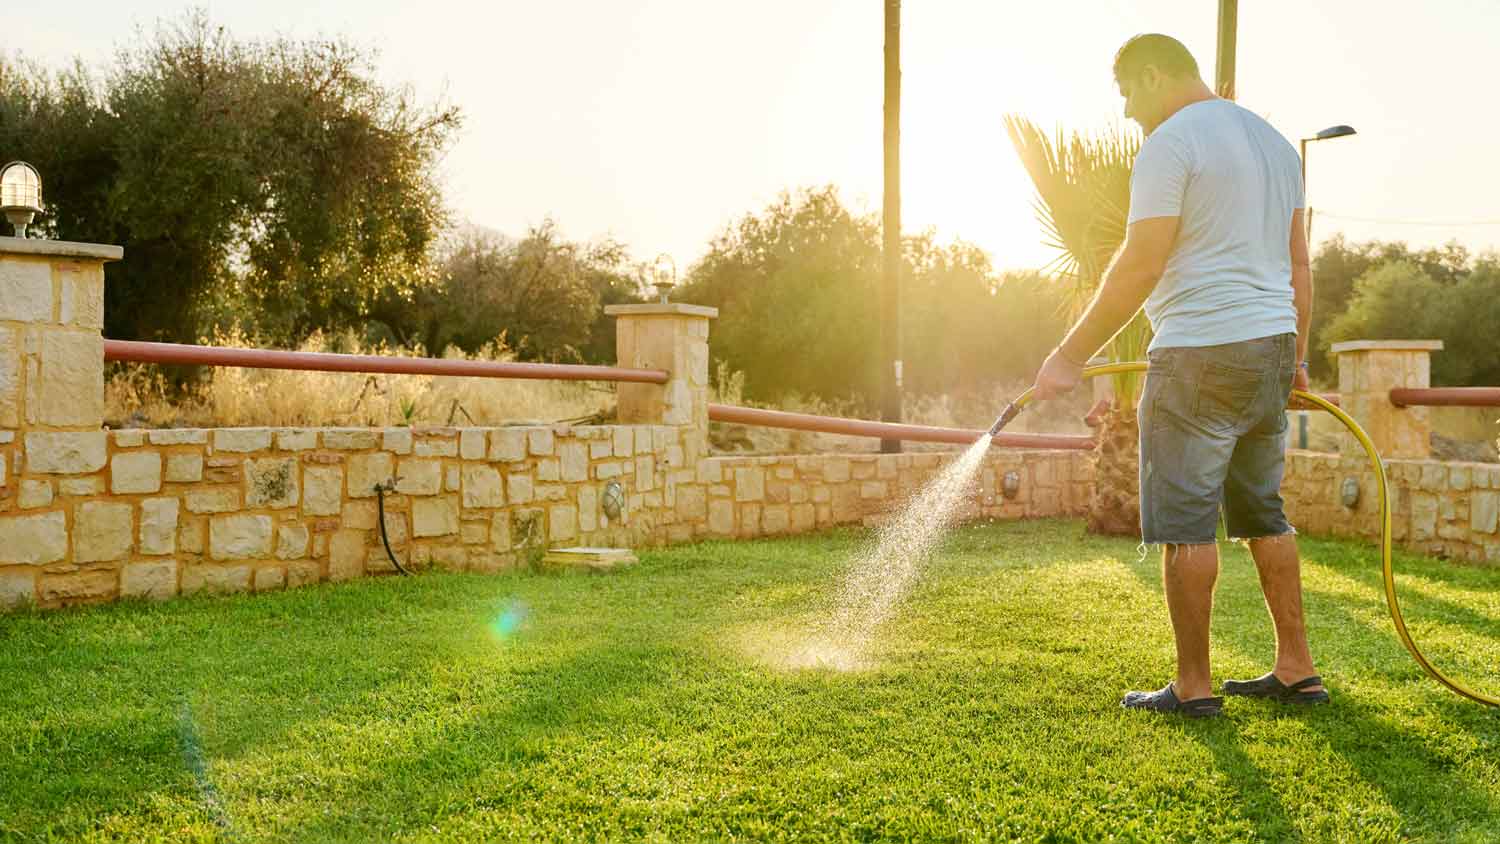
[1137,332,1297,545]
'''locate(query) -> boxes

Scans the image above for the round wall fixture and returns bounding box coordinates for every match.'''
[602,481,625,520]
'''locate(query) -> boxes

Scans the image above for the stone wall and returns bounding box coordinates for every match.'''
[0,422,707,608]
[1282,451,1500,563]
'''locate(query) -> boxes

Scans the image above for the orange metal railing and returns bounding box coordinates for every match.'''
[102,339,670,384]
[1389,387,1500,408]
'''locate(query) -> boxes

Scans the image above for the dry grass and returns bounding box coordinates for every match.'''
[104,331,614,430]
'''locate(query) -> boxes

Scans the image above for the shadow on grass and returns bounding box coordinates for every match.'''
[1118,536,1500,838]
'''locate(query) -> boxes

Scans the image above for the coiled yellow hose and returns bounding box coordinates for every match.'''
[1010,361,1497,708]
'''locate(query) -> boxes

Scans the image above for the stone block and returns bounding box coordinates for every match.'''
[489,429,527,462]
[58,263,104,328]
[415,437,458,457]
[734,467,765,502]
[708,499,735,535]
[696,459,722,485]
[548,504,578,541]
[253,567,286,591]
[148,430,208,445]
[861,481,889,500]
[676,484,706,520]
[490,510,511,551]
[342,500,378,530]
[164,453,204,483]
[111,451,163,494]
[634,427,652,453]
[528,428,554,456]
[18,479,52,509]
[214,429,273,453]
[0,258,51,321]
[287,560,322,588]
[762,504,790,534]
[1411,492,1439,541]
[122,560,177,600]
[75,501,133,562]
[560,441,589,482]
[396,458,442,495]
[186,488,239,514]
[329,530,366,580]
[113,430,146,448]
[209,514,274,560]
[0,511,67,563]
[302,466,343,516]
[579,484,598,532]
[613,427,634,458]
[0,568,36,608]
[507,473,534,504]
[41,569,117,604]
[537,458,560,482]
[383,428,413,454]
[823,458,851,483]
[590,438,613,459]
[412,497,459,537]
[1472,491,1499,535]
[324,429,379,450]
[0,326,17,428]
[179,518,206,554]
[462,465,504,508]
[596,461,623,479]
[276,429,318,451]
[276,523,310,560]
[182,564,252,597]
[347,453,394,498]
[460,428,487,460]
[24,431,106,474]
[791,502,816,533]
[445,465,460,492]
[462,520,490,545]
[636,455,656,491]
[139,498,179,555]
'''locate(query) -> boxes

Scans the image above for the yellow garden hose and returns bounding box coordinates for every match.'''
[1008,361,1498,708]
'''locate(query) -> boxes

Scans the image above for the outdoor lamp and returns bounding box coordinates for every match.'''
[652,253,677,304]
[0,161,42,237]
[1299,124,1356,240]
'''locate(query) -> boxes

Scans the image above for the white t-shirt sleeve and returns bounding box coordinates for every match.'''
[1127,133,1192,224]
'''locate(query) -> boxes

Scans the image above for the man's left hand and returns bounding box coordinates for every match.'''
[1033,349,1085,401]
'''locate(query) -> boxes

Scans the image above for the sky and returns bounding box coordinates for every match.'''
[11,1,1500,274]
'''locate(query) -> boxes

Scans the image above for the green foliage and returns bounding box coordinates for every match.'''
[1308,235,1471,379]
[1323,255,1500,387]
[1,521,1496,840]
[1004,116,1148,403]
[679,186,1066,407]
[0,11,459,345]
[416,222,645,363]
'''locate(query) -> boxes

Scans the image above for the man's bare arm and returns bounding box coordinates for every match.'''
[1031,215,1178,400]
[1290,209,1312,366]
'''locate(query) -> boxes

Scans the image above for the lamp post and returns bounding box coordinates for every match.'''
[1300,125,1356,243]
[651,253,677,304]
[0,161,43,237]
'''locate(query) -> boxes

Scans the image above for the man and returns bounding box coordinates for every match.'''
[1031,33,1328,717]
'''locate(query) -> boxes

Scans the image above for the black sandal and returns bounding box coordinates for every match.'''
[1221,673,1330,705]
[1121,683,1224,718]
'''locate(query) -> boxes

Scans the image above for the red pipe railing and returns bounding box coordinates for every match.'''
[708,403,1094,450]
[1389,387,1500,408]
[103,339,670,384]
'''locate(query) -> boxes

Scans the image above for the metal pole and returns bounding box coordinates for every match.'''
[1215,0,1238,99]
[880,0,903,453]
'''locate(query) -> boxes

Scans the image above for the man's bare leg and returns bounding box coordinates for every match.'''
[1247,533,1323,692]
[1162,542,1220,700]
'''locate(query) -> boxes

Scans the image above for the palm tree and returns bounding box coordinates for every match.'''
[1004,116,1149,536]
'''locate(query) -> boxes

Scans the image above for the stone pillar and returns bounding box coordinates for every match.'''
[0,237,123,608]
[605,303,716,457]
[1332,339,1442,459]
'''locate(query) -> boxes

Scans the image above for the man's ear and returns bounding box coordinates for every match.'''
[1140,65,1163,92]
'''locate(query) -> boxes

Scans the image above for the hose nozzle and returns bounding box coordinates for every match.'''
[987,401,1023,438]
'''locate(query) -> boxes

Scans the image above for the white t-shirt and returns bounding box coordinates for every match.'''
[1127,98,1302,351]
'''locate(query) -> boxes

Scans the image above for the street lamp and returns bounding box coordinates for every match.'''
[0,161,43,237]
[1300,125,1356,242]
[651,253,677,304]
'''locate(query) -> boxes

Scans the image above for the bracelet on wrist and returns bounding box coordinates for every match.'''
[1056,345,1089,367]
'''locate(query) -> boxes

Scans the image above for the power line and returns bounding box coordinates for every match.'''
[1318,211,1500,227]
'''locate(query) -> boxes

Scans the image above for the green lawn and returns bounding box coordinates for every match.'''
[2,519,1497,843]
